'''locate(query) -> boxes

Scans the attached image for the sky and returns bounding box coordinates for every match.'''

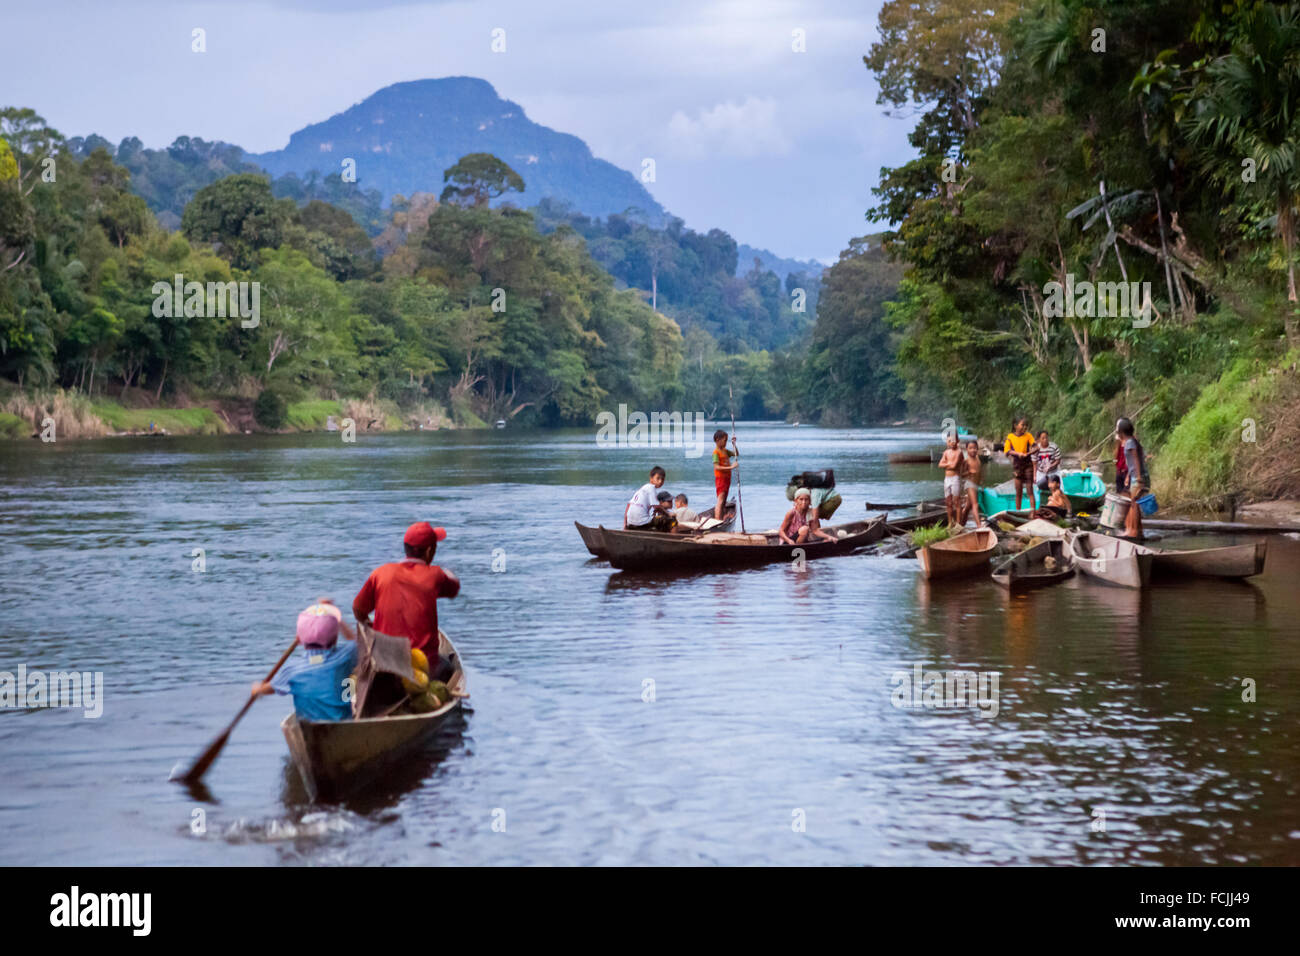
[2,0,914,263]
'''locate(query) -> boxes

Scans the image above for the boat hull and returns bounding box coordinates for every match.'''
[602,517,888,572]
[1060,470,1107,512]
[1149,540,1267,579]
[281,631,465,803]
[1068,531,1154,589]
[918,528,998,580]
[992,538,1074,590]
[577,502,736,557]
[977,486,1040,516]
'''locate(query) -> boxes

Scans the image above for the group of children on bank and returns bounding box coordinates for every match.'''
[938,419,1076,528]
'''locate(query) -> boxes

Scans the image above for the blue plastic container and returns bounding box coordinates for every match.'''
[1137,492,1159,516]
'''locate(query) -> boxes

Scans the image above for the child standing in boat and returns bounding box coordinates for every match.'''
[251,600,357,722]
[1003,417,1035,510]
[711,430,738,521]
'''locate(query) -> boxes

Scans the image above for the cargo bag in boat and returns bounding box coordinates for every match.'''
[352,622,419,718]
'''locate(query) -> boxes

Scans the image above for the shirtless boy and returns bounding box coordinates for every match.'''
[937,434,964,527]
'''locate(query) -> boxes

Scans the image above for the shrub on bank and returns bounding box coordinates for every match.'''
[253,389,288,430]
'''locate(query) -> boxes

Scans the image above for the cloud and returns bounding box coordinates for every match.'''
[664,97,791,160]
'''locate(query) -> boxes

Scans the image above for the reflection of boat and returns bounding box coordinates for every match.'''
[601,517,888,572]
[281,628,467,803]
[918,527,998,580]
[992,538,1073,590]
[1148,540,1267,579]
[575,500,737,557]
[1061,469,1107,511]
[1068,530,1154,589]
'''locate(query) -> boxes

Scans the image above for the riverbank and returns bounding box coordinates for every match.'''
[0,386,461,440]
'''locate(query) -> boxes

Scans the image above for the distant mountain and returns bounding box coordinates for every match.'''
[736,244,827,281]
[248,77,666,224]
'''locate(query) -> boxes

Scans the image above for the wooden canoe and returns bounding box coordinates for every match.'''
[917,527,998,580]
[1067,530,1154,589]
[281,629,466,803]
[992,538,1074,590]
[576,500,736,557]
[602,516,889,572]
[1148,539,1267,579]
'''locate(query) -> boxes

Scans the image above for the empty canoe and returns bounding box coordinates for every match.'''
[1149,540,1267,579]
[918,527,999,580]
[992,538,1074,590]
[1060,470,1107,511]
[1067,530,1154,589]
[977,484,1040,516]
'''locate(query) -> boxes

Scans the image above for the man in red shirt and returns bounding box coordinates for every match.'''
[353,522,461,679]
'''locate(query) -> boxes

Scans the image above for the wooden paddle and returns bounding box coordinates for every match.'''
[174,636,298,785]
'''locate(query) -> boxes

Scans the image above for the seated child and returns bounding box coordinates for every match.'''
[673,493,700,525]
[1044,476,1072,518]
[779,488,836,545]
[252,600,358,721]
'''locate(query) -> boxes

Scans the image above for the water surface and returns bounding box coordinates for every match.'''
[1,424,1298,865]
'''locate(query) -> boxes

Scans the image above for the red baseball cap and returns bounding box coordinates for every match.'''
[403,521,447,548]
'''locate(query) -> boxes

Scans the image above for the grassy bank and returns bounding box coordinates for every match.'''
[0,383,463,440]
[1157,351,1300,509]
[91,402,227,435]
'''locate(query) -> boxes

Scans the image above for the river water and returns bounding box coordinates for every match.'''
[1,423,1298,865]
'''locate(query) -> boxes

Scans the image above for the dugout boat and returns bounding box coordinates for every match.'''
[991,537,1074,591]
[1067,530,1155,589]
[917,527,999,580]
[600,515,889,572]
[575,501,737,558]
[1147,539,1267,579]
[282,624,467,803]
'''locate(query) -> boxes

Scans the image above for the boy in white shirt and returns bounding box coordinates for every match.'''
[624,466,669,530]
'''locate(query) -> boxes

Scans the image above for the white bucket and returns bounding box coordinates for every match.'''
[1098,492,1131,529]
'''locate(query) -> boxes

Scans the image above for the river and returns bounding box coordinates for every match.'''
[1,423,1298,865]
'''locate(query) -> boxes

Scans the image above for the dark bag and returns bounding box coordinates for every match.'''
[790,469,835,490]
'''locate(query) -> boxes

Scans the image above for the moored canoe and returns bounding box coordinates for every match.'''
[1067,530,1154,589]
[918,527,999,580]
[992,538,1074,590]
[1148,539,1267,579]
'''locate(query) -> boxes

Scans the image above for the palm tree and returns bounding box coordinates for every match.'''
[1186,2,1300,341]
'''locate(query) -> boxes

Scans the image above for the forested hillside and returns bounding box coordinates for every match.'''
[860,0,1300,504]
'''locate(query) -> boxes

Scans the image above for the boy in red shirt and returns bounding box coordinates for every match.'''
[353,522,460,680]
[711,429,738,520]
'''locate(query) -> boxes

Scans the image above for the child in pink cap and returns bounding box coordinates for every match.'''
[251,599,358,721]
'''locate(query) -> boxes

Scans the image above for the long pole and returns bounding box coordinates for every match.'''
[728,386,746,533]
